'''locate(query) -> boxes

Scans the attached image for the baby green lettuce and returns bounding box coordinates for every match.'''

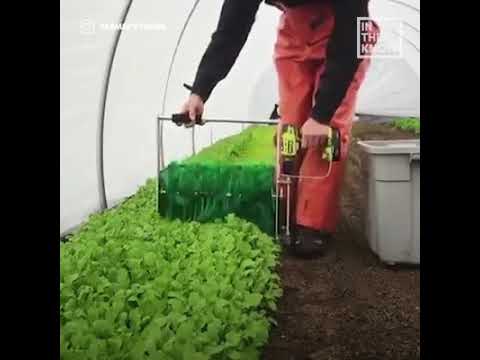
[61,179,282,360]
[185,125,276,165]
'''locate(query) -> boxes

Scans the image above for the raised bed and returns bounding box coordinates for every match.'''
[61,122,420,360]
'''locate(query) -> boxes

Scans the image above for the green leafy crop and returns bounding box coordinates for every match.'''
[61,179,282,360]
[185,125,276,165]
[391,117,420,134]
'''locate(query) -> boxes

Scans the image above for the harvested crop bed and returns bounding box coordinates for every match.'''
[262,122,420,360]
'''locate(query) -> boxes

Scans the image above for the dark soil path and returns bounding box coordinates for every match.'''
[262,123,420,360]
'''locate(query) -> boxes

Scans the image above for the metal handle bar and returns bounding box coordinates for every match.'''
[157,115,278,126]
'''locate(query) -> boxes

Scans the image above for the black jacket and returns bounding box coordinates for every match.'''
[191,0,369,124]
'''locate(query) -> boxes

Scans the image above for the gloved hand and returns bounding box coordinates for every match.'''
[180,94,205,128]
[301,118,331,148]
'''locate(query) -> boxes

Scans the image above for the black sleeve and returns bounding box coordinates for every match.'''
[191,0,262,102]
[311,0,369,124]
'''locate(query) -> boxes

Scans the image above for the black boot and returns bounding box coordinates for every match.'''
[291,225,332,258]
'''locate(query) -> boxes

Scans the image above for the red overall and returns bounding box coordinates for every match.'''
[274,2,375,233]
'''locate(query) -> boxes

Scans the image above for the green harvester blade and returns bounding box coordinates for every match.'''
[157,161,275,235]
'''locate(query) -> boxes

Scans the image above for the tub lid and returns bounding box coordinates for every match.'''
[357,139,420,155]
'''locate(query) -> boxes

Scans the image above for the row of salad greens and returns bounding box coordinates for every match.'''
[61,125,282,360]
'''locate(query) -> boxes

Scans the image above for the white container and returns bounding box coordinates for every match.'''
[357,140,420,265]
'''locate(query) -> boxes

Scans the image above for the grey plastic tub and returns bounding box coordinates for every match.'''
[357,139,420,265]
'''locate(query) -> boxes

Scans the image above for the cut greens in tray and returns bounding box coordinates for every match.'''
[60,178,282,360]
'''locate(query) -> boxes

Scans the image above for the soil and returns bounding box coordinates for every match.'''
[262,123,420,360]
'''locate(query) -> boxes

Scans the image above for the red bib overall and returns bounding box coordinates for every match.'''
[274,1,376,233]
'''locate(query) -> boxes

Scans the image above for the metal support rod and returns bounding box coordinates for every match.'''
[157,116,278,126]
[191,127,196,155]
[97,0,134,211]
[385,0,420,13]
[275,124,281,240]
[158,116,164,169]
[274,188,279,240]
[156,111,160,177]
[286,179,291,237]
[159,0,202,170]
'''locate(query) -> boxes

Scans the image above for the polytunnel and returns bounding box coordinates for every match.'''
[60,0,420,236]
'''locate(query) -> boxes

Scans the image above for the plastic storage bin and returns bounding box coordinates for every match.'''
[357,139,420,265]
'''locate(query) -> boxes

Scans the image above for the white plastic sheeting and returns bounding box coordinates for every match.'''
[162,3,279,166]
[60,0,131,234]
[249,0,421,119]
[358,0,420,116]
[60,0,420,235]
[104,1,196,208]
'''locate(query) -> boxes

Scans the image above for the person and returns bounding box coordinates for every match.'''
[180,0,378,256]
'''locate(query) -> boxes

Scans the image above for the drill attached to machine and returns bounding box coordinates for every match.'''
[274,124,341,249]
[160,112,341,250]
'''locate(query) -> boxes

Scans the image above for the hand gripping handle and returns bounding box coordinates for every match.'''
[171,113,203,126]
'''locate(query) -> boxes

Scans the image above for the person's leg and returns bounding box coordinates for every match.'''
[274,58,317,128]
[293,8,378,239]
[295,58,372,234]
[273,2,372,256]
[273,4,332,256]
[274,12,323,254]
[273,2,334,125]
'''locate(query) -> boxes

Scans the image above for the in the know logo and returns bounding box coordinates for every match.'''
[357,17,403,59]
